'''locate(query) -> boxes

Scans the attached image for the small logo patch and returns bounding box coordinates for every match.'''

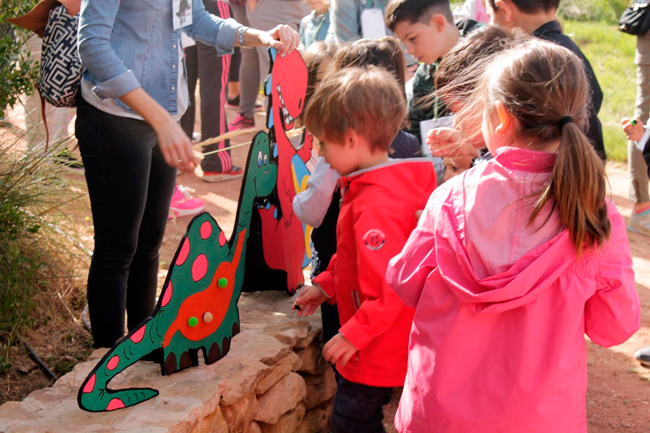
[363,229,385,251]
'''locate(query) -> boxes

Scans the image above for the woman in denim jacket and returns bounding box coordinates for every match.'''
[76,0,299,349]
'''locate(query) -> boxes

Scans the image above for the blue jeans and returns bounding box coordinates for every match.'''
[330,377,394,433]
[76,98,177,348]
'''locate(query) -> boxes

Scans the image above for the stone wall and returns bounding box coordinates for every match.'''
[0,292,336,433]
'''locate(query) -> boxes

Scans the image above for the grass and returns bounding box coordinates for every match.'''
[559,0,627,24]
[562,19,637,162]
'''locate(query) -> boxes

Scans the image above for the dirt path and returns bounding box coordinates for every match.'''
[151,105,650,431]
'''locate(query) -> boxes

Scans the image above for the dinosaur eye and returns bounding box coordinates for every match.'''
[263,154,268,165]
[257,150,262,168]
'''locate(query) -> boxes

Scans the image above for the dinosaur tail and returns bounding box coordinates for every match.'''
[77,320,160,412]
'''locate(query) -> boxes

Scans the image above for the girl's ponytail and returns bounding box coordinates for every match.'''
[482,41,611,255]
[531,120,610,255]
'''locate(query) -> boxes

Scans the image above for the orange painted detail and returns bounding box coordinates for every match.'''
[162,230,246,347]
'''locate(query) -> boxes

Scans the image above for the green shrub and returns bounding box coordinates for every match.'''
[0,130,86,346]
[0,0,40,119]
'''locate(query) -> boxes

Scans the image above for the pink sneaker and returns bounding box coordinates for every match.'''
[228,113,255,131]
[169,185,205,219]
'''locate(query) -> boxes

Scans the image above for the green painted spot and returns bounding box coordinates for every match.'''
[188,317,199,327]
[218,278,228,288]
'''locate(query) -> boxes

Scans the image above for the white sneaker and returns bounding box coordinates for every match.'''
[628,211,650,237]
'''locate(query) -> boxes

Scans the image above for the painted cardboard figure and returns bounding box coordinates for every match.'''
[242,48,313,294]
[77,134,277,412]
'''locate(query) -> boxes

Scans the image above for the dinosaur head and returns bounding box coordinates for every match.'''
[268,48,308,132]
[248,132,278,199]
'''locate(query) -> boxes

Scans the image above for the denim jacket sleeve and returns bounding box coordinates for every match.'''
[78,0,240,100]
[184,0,240,55]
[78,0,140,100]
[326,0,360,42]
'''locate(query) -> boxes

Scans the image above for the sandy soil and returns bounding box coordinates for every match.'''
[159,105,650,432]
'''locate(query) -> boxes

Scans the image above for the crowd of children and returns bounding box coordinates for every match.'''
[288,0,641,432]
[70,0,643,429]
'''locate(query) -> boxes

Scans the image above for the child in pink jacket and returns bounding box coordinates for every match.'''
[386,39,640,433]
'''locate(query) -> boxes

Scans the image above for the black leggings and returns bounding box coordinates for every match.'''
[76,98,176,348]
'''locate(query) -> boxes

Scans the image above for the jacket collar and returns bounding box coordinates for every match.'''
[532,20,562,38]
[493,146,556,173]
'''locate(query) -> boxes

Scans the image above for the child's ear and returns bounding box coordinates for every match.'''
[494,101,513,136]
[494,0,515,24]
[431,14,447,32]
[344,129,358,149]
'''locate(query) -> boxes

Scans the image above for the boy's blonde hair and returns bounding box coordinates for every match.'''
[304,66,405,153]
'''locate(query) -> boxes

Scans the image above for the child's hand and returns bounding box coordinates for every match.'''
[293,284,327,317]
[323,333,358,366]
[427,127,472,157]
[621,117,645,142]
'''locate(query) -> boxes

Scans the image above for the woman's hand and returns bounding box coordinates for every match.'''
[120,88,198,172]
[155,118,198,172]
[621,117,645,142]
[293,284,328,317]
[248,25,300,57]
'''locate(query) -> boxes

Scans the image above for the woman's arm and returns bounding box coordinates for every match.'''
[78,0,139,100]
[120,89,197,172]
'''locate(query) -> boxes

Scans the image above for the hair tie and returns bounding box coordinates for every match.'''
[558,116,574,129]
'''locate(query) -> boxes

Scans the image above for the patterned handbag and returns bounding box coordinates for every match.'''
[39,3,81,107]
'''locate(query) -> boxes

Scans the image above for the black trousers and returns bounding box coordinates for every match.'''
[76,98,176,348]
[330,377,394,433]
[179,0,234,173]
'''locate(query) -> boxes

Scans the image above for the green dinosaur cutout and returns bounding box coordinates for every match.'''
[77,132,277,412]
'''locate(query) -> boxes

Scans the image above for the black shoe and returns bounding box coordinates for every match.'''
[54,149,84,169]
[225,95,240,109]
[634,345,650,368]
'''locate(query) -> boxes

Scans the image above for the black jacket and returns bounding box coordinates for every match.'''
[533,21,606,161]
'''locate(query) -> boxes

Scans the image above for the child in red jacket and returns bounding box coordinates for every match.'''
[294,66,436,433]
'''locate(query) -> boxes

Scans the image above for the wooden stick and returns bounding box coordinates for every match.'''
[192,128,256,149]
[201,141,252,157]
[198,127,306,158]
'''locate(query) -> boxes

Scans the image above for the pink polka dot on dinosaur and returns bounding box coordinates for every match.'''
[82,374,96,393]
[131,325,146,344]
[161,282,172,307]
[192,254,208,282]
[219,231,227,247]
[177,238,190,265]
[106,398,125,411]
[107,355,119,371]
[200,221,212,239]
